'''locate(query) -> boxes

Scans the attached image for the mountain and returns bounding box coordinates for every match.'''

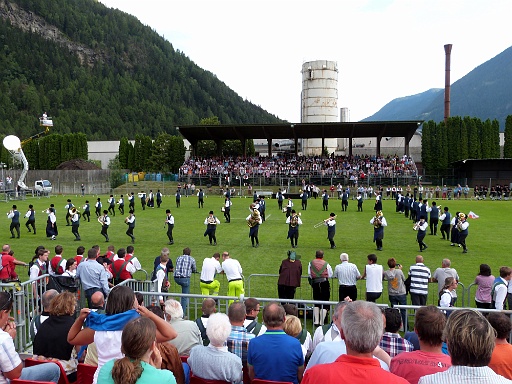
[0,0,284,140]
[364,46,512,129]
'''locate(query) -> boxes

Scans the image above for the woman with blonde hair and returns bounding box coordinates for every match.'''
[98,317,176,384]
[283,315,312,360]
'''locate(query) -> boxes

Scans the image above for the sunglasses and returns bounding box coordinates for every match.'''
[0,291,13,311]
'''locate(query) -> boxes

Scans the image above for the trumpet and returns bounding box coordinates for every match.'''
[413,221,420,230]
[6,209,12,216]
[373,217,382,229]
[221,206,226,212]
[42,209,49,214]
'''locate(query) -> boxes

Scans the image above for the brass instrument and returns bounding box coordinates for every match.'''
[6,209,12,216]
[289,212,301,228]
[98,215,105,225]
[221,206,226,212]
[247,209,260,227]
[207,216,217,225]
[413,221,420,230]
[314,215,336,229]
[373,217,382,228]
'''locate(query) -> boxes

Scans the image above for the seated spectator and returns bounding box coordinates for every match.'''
[390,306,451,384]
[283,315,312,361]
[283,303,299,317]
[302,301,408,384]
[30,289,58,342]
[164,299,202,356]
[419,309,512,383]
[98,317,177,384]
[0,291,61,383]
[195,298,216,346]
[188,313,243,383]
[248,302,304,384]
[488,312,512,379]
[379,307,414,358]
[33,292,79,381]
[227,301,254,366]
[243,298,267,336]
[68,285,177,384]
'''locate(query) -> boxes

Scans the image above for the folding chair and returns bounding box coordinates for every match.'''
[76,363,96,384]
[10,380,55,384]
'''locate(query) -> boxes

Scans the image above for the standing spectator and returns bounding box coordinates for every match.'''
[308,250,332,326]
[474,263,495,309]
[0,244,28,282]
[390,306,451,384]
[361,254,383,302]
[303,301,408,384]
[248,302,304,384]
[379,307,414,358]
[419,309,512,384]
[488,312,512,380]
[493,266,512,310]
[199,253,222,297]
[188,313,243,383]
[277,250,302,300]
[222,252,244,305]
[76,248,110,308]
[173,247,197,314]
[383,258,407,329]
[227,301,255,366]
[432,259,459,304]
[333,252,361,302]
[408,255,431,306]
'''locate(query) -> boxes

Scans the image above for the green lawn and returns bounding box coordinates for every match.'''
[3,190,507,307]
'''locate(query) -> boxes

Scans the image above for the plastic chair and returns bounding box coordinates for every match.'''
[11,380,55,384]
[23,358,73,384]
[190,375,231,384]
[76,363,96,384]
[180,355,189,363]
[252,380,293,384]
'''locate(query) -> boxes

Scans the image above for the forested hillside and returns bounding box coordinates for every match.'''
[0,0,284,141]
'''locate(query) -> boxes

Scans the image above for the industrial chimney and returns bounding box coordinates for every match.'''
[444,44,452,123]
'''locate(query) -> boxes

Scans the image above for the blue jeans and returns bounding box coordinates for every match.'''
[20,363,61,383]
[174,277,191,314]
[389,294,408,330]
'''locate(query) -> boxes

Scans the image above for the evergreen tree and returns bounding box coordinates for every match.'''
[504,115,512,158]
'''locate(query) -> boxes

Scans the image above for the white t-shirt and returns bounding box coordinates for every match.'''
[222,258,242,281]
[0,329,22,384]
[365,264,383,293]
[93,330,123,384]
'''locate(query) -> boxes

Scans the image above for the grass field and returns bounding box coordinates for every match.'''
[2,186,509,307]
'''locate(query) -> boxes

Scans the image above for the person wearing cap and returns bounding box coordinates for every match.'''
[204,210,220,246]
[324,212,336,249]
[165,209,175,245]
[64,199,74,226]
[24,204,36,234]
[286,210,302,249]
[370,210,387,251]
[278,250,302,300]
[246,209,262,247]
[457,213,469,254]
[7,205,20,239]
[308,250,333,326]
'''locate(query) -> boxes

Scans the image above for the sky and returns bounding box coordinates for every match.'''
[100,0,512,123]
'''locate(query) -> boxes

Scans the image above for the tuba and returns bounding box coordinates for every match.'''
[207,215,217,225]
[247,209,260,227]
[290,212,300,228]
[373,211,383,228]
[98,215,105,225]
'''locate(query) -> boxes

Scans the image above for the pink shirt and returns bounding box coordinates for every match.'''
[475,274,495,303]
[390,350,452,384]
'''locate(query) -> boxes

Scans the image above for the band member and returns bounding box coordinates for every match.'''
[286,209,302,248]
[374,191,383,213]
[140,191,147,210]
[341,189,349,211]
[277,189,284,210]
[286,197,293,218]
[324,212,336,249]
[197,188,204,208]
[156,190,162,208]
[429,201,440,235]
[414,216,428,252]
[95,197,102,217]
[370,210,387,251]
[165,209,174,245]
[204,210,220,245]
[46,207,58,240]
[148,190,155,208]
[81,183,85,196]
[125,210,135,243]
[82,200,91,222]
[117,195,125,215]
[246,209,262,247]
[300,190,308,210]
[457,212,469,254]
[308,250,332,326]
[108,195,116,216]
[175,189,181,208]
[99,210,110,242]
[70,207,81,241]
[321,189,329,211]
[128,192,135,212]
[25,204,36,234]
[223,197,232,222]
[450,211,461,246]
[64,199,74,226]
[356,192,363,212]
[439,206,451,240]
[259,196,266,222]
[7,205,20,238]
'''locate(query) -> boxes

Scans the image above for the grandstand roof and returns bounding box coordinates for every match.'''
[177,121,423,155]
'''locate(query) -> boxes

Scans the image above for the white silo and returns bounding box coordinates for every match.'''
[301,60,338,155]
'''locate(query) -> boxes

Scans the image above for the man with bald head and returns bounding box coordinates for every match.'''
[248,302,304,384]
[408,255,431,306]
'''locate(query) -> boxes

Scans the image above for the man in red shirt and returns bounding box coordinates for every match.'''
[302,301,408,384]
[0,244,28,281]
[109,248,136,285]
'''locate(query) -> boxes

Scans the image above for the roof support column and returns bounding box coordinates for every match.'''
[242,139,247,158]
[215,140,222,157]
[295,138,299,157]
[349,137,353,156]
[267,139,272,157]
[376,135,382,156]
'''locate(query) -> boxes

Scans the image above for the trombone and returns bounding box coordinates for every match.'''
[314,215,336,228]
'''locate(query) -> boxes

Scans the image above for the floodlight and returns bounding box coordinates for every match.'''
[3,135,21,151]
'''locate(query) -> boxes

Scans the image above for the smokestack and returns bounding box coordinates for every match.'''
[444,44,452,123]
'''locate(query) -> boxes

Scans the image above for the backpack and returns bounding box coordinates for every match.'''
[245,320,263,336]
